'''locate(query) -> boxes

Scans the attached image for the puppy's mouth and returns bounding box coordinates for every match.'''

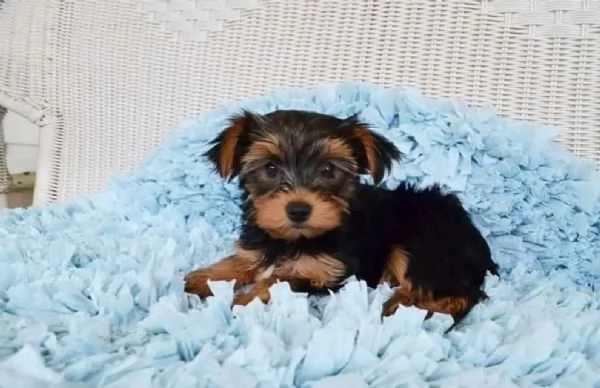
[251,190,346,241]
[287,223,319,238]
[268,224,327,240]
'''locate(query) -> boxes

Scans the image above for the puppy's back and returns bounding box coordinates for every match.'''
[388,183,498,299]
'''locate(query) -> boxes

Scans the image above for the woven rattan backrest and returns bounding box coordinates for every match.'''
[0,0,598,204]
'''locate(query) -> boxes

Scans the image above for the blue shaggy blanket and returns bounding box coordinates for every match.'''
[1,83,599,387]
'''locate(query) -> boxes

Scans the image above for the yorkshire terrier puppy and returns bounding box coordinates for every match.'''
[184,109,499,331]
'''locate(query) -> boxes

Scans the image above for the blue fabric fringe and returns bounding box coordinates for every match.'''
[0,83,599,387]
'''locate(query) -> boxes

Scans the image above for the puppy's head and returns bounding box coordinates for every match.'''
[204,109,401,240]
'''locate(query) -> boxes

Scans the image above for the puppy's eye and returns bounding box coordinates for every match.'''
[264,162,279,178]
[320,162,335,179]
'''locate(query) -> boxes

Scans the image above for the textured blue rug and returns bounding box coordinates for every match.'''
[1,83,599,387]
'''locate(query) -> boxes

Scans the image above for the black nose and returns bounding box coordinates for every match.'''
[285,201,312,223]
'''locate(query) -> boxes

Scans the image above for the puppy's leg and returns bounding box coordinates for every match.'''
[415,294,476,333]
[383,287,474,332]
[233,254,346,305]
[381,246,418,316]
[421,296,474,333]
[382,240,487,330]
[232,277,307,305]
[413,295,471,317]
[382,286,416,316]
[184,245,263,297]
[382,286,472,328]
[232,278,277,305]
[381,247,461,322]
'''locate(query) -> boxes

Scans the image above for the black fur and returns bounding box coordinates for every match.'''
[203,110,401,184]
[187,109,499,332]
[239,182,499,310]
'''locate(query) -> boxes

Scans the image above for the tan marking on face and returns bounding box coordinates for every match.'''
[253,189,345,240]
[322,138,355,161]
[241,133,282,164]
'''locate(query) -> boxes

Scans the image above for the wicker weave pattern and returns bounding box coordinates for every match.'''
[489,0,600,38]
[140,0,264,42]
[0,0,599,205]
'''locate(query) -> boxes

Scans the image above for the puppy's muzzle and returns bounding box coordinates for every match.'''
[285,201,312,223]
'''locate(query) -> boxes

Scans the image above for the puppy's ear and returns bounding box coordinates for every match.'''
[204,111,262,179]
[342,115,401,184]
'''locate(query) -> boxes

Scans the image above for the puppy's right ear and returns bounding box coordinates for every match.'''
[203,111,261,179]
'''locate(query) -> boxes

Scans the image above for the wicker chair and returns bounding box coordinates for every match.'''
[0,105,11,207]
[1,0,599,207]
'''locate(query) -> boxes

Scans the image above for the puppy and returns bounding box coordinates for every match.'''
[184,110,499,331]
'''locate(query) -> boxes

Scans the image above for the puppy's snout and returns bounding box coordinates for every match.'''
[286,201,312,223]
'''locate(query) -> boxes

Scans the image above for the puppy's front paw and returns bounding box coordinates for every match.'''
[382,289,414,317]
[382,299,400,317]
[184,269,213,297]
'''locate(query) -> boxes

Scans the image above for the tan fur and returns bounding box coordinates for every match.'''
[415,295,470,315]
[253,189,344,240]
[217,118,247,177]
[279,254,347,288]
[184,243,263,297]
[322,138,355,161]
[233,278,279,305]
[352,125,379,181]
[379,245,412,289]
[380,246,470,317]
[233,253,346,305]
[241,134,282,163]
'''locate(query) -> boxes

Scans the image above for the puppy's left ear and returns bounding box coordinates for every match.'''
[342,115,402,184]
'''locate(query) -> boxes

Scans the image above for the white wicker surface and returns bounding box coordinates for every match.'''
[0,105,12,208]
[0,0,599,206]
